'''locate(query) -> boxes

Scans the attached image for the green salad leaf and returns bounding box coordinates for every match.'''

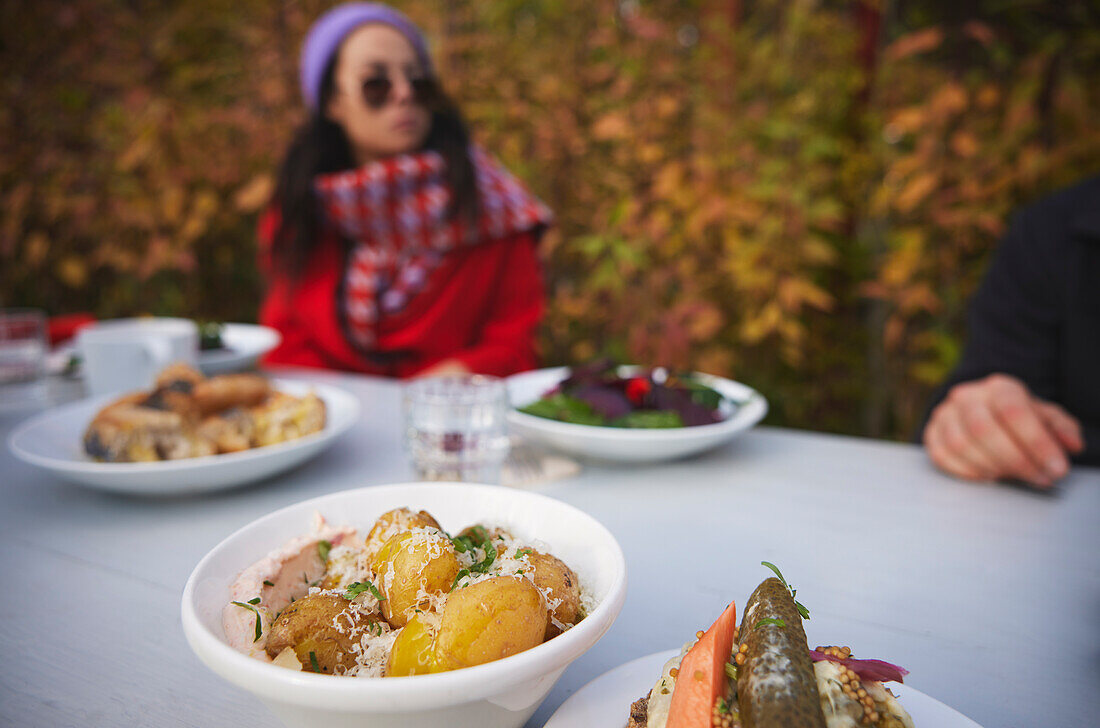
[519,393,606,426]
[610,410,684,428]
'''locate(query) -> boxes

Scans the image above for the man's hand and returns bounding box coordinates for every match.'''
[923,373,1084,488]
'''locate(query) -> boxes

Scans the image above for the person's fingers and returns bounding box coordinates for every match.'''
[923,406,991,482]
[1034,400,1084,454]
[957,398,1050,486]
[986,378,1069,483]
[935,403,1002,479]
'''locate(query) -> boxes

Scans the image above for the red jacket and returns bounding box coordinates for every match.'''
[257,207,544,378]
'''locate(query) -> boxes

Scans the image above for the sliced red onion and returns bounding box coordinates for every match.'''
[809,649,909,684]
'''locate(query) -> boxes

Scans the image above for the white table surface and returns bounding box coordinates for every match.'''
[1,368,1097,728]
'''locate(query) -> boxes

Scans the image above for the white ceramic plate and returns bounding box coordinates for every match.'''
[7,379,359,495]
[198,323,282,375]
[544,649,984,728]
[506,367,767,463]
[47,322,282,376]
[181,482,628,728]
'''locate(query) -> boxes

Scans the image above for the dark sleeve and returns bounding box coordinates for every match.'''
[919,207,1064,434]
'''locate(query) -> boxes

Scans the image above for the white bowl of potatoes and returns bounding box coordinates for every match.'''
[181,482,627,728]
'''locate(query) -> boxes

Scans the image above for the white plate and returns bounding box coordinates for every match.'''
[198,323,282,375]
[7,379,359,495]
[506,367,767,463]
[545,649,984,728]
[48,322,282,377]
[181,482,628,728]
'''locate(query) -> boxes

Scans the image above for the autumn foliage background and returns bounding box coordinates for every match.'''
[3,0,1098,440]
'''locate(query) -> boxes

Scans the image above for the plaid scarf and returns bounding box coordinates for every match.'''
[314,147,552,351]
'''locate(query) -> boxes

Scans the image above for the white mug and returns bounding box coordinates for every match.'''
[77,318,199,397]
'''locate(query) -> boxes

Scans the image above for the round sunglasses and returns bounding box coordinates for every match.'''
[361,72,438,110]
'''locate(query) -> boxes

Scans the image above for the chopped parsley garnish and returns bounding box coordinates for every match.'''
[716,697,729,714]
[231,601,263,642]
[309,651,321,673]
[318,540,332,563]
[263,580,274,587]
[450,538,498,591]
[475,539,497,572]
[515,547,533,558]
[343,581,385,602]
[760,561,810,620]
[451,568,471,591]
[754,617,786,630]
[452,525,491,554]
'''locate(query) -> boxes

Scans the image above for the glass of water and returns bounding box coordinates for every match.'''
[403,375,510,484]
[0,308,49,411]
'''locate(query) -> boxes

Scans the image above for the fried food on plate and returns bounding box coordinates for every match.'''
[83,363,325,462]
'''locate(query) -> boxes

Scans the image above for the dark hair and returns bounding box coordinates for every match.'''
[270,56,479,276]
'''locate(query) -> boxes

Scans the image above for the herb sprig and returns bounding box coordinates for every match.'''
[318,540,332,563]
[754,617,787,630]
[231,600,263,642]
[761,561,810,620]
[343,581,385,602]
[450,538,498,591]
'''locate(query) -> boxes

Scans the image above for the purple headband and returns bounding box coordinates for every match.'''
[299,2,434,110]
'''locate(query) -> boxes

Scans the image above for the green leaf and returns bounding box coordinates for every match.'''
[318,540,331,563]
[760,561,789,588]
[343,581,385,601]
[754,617,786,630]
[610,410,684,428]
[760,561,810,619]
[519,393,607,426]
[232,601,262,642]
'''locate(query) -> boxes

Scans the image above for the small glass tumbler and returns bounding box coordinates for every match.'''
[0,308,48,411]
[403,375,511,484]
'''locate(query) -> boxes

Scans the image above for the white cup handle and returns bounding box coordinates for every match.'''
[142,337,174,372]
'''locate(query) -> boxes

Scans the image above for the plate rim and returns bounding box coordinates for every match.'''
[198,322,282,365]
[543,648,984,728]
[7,378,360,476]
[48,321,282,373]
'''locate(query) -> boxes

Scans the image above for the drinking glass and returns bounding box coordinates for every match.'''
[0,308,48,411]
[403,375,510,484]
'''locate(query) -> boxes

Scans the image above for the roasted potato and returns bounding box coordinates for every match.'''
[433,576,547,671]
[364,508,443,560]
[524,551,582,639]
[386,613,438,676]
[372,531,460,628]
[265,592,383,674]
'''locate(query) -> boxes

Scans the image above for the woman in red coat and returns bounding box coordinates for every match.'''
[260,3,551,378]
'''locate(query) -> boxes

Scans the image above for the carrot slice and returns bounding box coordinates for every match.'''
[666,600,738,728]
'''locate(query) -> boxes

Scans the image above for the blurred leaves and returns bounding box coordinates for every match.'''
[1,0,1097,440]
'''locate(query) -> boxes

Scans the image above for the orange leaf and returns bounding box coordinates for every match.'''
[234,174,275,212]
[884,27,943,61]
[591,113,629,140]
[894,173,939,213]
